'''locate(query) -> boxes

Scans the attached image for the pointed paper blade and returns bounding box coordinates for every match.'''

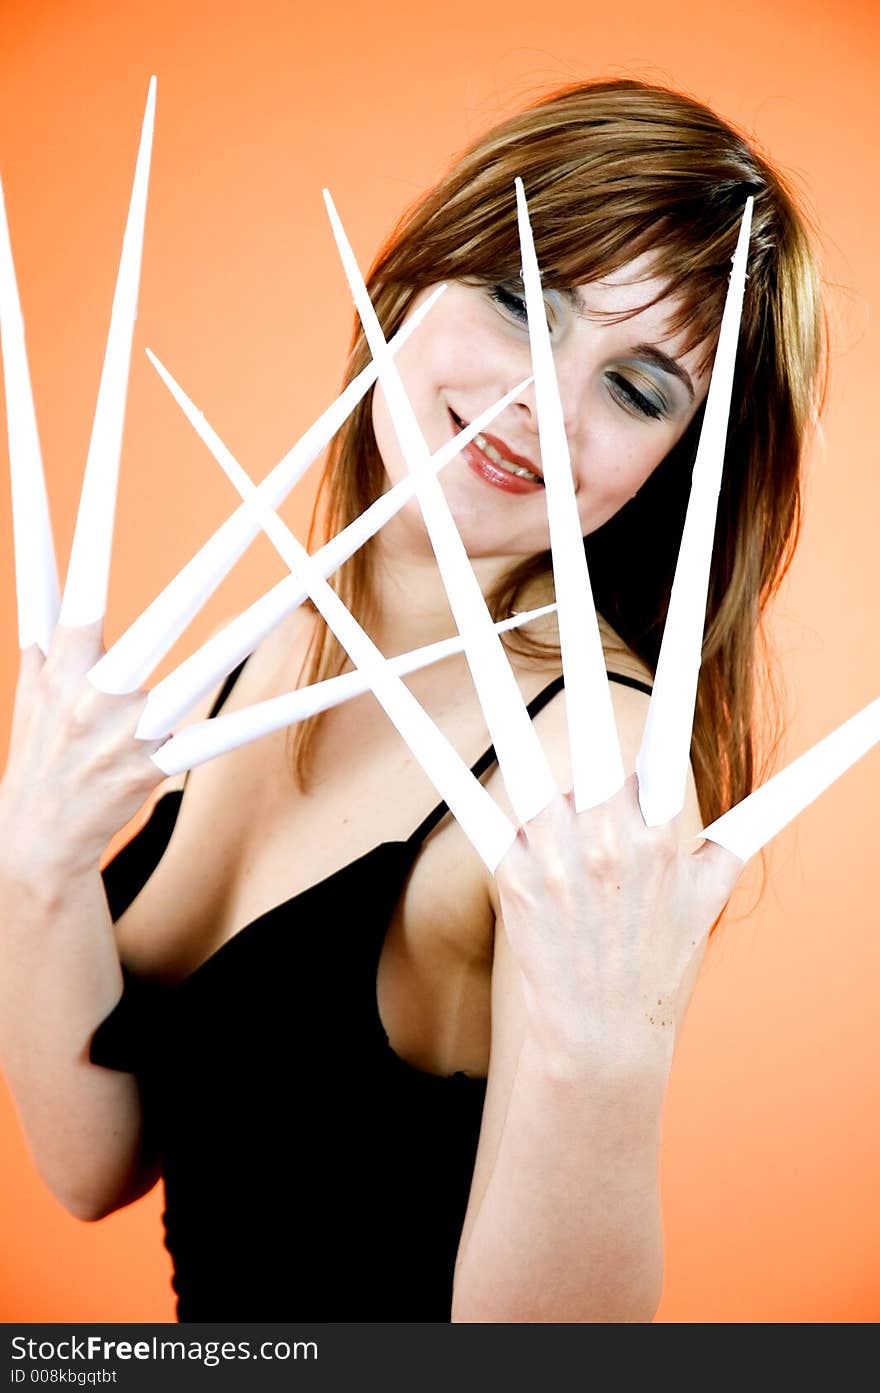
[701,694,880,862]
[88,298,440,696]
[60,77,157,627]
[146,366,516,869]
[136,368,531,738]
[154,605,555,774]
[516,177,623,811]
[0,174,60,651]
[324,187,557,827]
[636,198,754,827]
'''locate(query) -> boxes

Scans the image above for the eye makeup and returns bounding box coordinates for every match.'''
[605,369,669,420]
[488,281,564,329]
[488,282,677,421]
[488,282,526,318]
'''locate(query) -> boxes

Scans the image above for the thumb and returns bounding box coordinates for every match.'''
[690,834,745,901]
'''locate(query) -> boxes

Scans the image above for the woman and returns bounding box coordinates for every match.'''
[0,79,824,1321]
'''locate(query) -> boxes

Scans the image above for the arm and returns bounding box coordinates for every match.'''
[451,926,670,1322]
[451,685,736,1322]
[0,624,217,1221]
[0,857,160,1221]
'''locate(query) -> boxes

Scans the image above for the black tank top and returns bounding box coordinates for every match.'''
[90,665,652,1321]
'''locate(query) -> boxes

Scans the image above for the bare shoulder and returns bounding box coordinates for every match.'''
[99,671,227,868]
[144,603,317,795]
[484,616,656,821]
[497,624,702,845]
[107,604,317,974]
[597,613,655,688]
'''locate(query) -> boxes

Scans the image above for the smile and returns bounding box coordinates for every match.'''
[448,408,544,493]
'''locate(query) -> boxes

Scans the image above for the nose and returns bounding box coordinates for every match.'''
[508,346,588,444]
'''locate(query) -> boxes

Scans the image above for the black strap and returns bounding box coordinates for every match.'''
[406,669,653,847]
[207,658,249,718]
[206,658,652,846]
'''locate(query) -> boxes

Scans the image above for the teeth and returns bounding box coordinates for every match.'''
[474,432,541,481]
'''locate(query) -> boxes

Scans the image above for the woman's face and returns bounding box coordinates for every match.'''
[371,253,713,563]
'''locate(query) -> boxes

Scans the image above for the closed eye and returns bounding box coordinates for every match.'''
[489,283,527,319]
[606,371,667,421]
[489,281,563,330]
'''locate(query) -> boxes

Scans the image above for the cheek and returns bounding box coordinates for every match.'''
[370,385,402,481]
[587,434,661,498]
[369,319,492,476]
[370,362,444,482]
[573,429,680,533]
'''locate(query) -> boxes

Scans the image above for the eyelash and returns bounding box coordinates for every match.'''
[606,373,665,421]
[489,283,530,319]
[488,283,667,423]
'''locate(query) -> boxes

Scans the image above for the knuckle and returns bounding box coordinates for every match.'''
[540,852,569,894]
[494,854,527,901]
[134,759,163,794]
[584,837,619,879]
[92,738,121,774]
[59,703,87,742]
[650,825,679,862]
[39,656,68,701]
[66,688,99,737]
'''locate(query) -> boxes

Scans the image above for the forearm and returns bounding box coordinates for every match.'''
[0,860,152,1220]
[451,1033,667,1323]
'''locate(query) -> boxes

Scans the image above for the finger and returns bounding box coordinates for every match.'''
[679,831,709,857]
[17,643,45,683]
[690,835,745,900]
[11,644,46,731]
[45,618,106,676]
[140,729,176,762]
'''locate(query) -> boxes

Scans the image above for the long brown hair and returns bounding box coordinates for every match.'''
[293,78,826,827]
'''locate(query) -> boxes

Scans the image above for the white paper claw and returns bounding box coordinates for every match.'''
[149,369,517,870]
[701,694,880,863]
[59,77,157,628]
[0,175,60,652]
[636,197,754,827]
[88,293,444,696]
[515,177,624,811]
[154,604,556,775]
[324,188,558,827]
[138,367,533,738]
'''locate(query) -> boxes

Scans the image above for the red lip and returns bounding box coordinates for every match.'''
[449,409,544,495]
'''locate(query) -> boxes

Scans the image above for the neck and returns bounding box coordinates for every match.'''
[368,524,517,657]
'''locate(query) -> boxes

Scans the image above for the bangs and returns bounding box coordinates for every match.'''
[370,81,784,382]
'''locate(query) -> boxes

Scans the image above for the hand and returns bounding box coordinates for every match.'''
[494,772,744,1081]
[0,621,168,883]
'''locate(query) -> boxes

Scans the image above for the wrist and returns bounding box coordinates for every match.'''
[519,1028,668,1167]
[522,1015,673,1097]
[0,833,99,913]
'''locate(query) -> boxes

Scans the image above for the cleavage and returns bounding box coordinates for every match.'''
[178,837,489,1078]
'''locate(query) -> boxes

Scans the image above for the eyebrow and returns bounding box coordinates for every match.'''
[560,288,695,401]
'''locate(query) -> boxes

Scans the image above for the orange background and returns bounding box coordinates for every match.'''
[1,0,878,1323]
